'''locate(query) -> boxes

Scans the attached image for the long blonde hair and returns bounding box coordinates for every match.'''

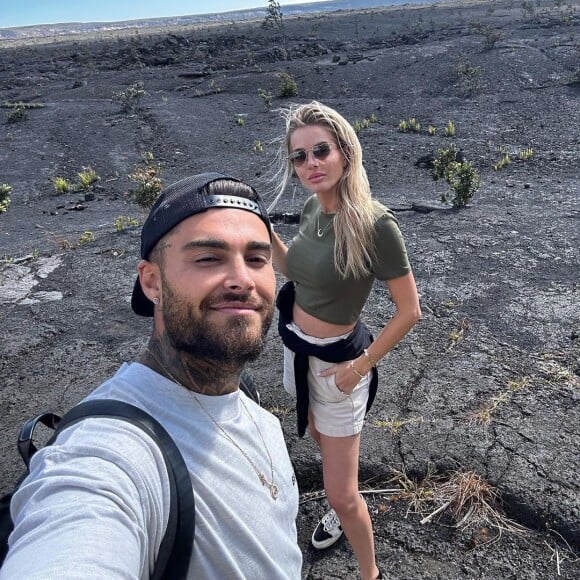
[271,101,377,279]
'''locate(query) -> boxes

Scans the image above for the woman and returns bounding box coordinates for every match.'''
[269,101,421,580]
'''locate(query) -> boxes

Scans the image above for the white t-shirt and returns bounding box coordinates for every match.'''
[1,363,302,579]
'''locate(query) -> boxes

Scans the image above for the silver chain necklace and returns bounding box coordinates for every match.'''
[316,210,333,238]
[146,349,279,500]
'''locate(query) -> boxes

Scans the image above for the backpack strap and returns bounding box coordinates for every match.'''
[240,368,261,405]
[47,400,194,580]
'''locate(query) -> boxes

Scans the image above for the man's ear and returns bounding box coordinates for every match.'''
[137,259,161,303]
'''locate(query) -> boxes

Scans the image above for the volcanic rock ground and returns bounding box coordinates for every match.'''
[0,0,578,578]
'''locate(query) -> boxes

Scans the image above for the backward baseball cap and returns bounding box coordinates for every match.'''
[131,172,272,317]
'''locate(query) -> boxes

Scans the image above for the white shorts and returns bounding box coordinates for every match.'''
[283,322,371,437]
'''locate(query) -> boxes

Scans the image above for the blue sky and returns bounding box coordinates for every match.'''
[2,1,327,29]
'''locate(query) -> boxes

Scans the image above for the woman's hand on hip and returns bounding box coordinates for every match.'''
[318,363,362,395]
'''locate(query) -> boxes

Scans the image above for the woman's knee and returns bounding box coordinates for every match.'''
[326,490,363,516]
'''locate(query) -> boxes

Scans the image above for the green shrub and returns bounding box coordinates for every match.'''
[53,177,71,194]
[114,216,140,231]
[7,104,27,123]
[128,152,163,208]
[0,183,12,213]
[258,88,273,110]
[398,117,421,133]
[78,167,100,189]
[112,81,148,113]
[353,115,377,135]
[2,101,45,123]
[443,162,480,208]
[354,118,371,134]
[278,72,298,97]
[432,144,459,181]
[455,60,482,96]
[262,0,284,31]
[78,231,95,245]
[444,120,456,137]
[471,21,504,50]
[493,147,512,171]
[517,147,534,160]
[432,144,480,208]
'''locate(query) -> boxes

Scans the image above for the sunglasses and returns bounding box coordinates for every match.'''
[288,142,334,167]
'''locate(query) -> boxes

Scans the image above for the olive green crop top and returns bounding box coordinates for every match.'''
[286,196,411,325]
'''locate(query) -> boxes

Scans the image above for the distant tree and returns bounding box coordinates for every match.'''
[262,0,284,32]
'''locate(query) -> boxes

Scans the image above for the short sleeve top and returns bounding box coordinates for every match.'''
[285,196,411,324]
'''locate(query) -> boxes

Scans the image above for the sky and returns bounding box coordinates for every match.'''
[2,1,328,29]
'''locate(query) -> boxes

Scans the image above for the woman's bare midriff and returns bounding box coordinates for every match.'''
[292,302,356,339]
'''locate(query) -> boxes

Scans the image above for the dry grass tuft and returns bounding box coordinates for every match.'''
[374,415,425,435]
[418,469,528,545]
[299,464,529,549]
[387,462,441,517]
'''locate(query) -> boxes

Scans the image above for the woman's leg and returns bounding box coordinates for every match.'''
[319,432,379,580]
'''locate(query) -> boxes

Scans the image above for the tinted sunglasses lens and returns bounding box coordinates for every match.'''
[291,150,308,166]
[313,143,331,160]
[290,143,332,166]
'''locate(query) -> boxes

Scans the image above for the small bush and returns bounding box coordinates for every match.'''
[354,118,371,134]
[0,183,12,213]
[78,167,100,189]
[471,21,504,50]
[78,231,95,245]
[53,177,71,194]
[278,72,298,97]
[258,88,273,110]
[398,117,421,133]
[482,27,503,50]
[236,115,247,126]
[6,104,27,123]
[517,147,534,160]
[428,125,437,136]
[253,140,264,153]
[493,147,512,171]
[432,144,460,181]
[444,120,456,137]
[128,152,163,209]
[114,216,140,231]
[455,60,482,96]
[262,0,284,31]
[353,115,377,135]
[432,144,480,208]
[112,81,148,113]
[443,162,480,208]
[2,101,45,123]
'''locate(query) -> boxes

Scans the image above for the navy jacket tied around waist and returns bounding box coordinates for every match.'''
[276,281,378,437]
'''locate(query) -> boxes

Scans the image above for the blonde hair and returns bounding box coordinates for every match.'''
[271,101,376,279]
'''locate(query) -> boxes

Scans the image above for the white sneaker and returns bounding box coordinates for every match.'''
[311,508,344,549]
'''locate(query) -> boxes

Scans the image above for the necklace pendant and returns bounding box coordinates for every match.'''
[269,484,279,500]
[317,228,324,238]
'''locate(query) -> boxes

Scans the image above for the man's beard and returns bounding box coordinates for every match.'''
[161,279,273,367]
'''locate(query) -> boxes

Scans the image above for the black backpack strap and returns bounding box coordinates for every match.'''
[17,412,61,468]
[48,400,194,580]
[240,368,260,405]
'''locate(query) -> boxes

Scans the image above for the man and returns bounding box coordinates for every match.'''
[1,173,302,578]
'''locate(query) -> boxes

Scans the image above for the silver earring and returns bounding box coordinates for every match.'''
[152,297,160,305]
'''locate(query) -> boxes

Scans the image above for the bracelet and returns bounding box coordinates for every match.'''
[363,348,378,367]
[349,361,365,379]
